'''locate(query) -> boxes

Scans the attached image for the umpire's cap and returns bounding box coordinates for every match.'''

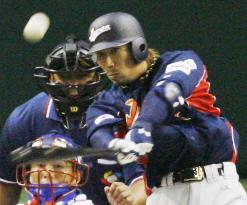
[88,12,148,61]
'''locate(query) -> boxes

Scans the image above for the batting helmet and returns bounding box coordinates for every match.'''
[88,12,148,62]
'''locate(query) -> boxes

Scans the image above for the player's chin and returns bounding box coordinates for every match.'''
[111,80,123,86]
[108,76,120,85]
[112,79,131,86]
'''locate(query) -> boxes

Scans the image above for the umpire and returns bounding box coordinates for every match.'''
[0,35,145,205]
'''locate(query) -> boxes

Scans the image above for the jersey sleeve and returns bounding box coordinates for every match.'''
[133,51,206,126]
[86,91,145,184]
[86,90,124,146]
[121,162,144,185]
[159,50,205,98]
[0,109,27,183]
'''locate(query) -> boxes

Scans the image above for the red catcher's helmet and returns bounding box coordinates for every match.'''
[16,133,89,204]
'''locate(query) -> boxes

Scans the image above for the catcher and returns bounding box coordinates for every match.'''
[0,35,146,205]
[16,132,93,205]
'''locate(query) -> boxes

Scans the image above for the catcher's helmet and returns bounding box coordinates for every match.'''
[34,35,107,129]
[16,133,89,204]
[88,12,148,62]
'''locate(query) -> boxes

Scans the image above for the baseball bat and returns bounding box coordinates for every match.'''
[9,145,117,164]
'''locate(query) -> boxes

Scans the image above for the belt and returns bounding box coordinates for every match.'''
[173,166,206,183]
[173,164,225,183]
[159,162,237,188]
[173,164,224,183]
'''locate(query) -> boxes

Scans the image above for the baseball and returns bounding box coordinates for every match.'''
[23,12,50,43]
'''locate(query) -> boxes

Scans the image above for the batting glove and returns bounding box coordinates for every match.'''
[108,138,153,165]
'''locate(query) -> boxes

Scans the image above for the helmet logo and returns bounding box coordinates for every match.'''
[70,106,79,112]
[89,25,111,42]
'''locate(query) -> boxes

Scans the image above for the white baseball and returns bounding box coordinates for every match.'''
[23,12,50,43]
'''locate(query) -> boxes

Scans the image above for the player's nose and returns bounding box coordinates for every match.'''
[40,171,51,183]
[68,88,80,98]
[105,55,115,69]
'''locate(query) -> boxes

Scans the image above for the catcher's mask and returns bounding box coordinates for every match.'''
[16,133,89,204]
[34,35,107,130]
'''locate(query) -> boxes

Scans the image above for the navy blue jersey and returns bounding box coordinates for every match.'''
[0,92,143,205]
[86,50,239,175]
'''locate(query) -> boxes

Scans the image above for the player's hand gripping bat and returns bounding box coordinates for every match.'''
[9,139,152,165]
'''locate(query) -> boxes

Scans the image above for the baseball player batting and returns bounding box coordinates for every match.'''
[85,12,247,205]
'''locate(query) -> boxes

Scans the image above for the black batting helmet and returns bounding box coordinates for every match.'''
[34,35,107,129]
[88,12,148,62]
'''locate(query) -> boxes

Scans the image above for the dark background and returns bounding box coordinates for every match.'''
[0,1,246,176]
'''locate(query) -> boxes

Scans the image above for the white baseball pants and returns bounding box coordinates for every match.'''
[146,162,247,205]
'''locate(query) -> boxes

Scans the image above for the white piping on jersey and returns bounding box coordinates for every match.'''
[155,80,166,87]
[97,158,118,165]
[163,74,171,79]
[230,124,238,156]
[45,98,53,118]
[129,175,144,186]
[0,177,17,184]
[94,114,114,125]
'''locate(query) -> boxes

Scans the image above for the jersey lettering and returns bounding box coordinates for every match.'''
[89,25,111,42]
[166,59,197,75]
[125,99,139,128]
